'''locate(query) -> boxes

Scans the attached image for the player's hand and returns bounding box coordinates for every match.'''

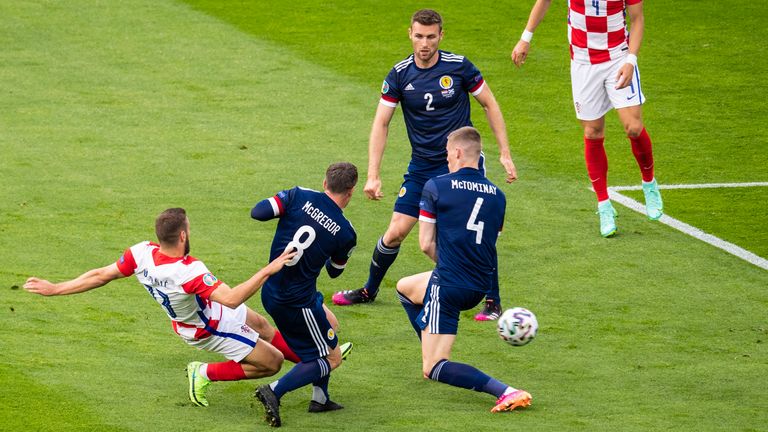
[267,248,298,274]
[23,277,58,296]
[364,177,383,200]
[500,155,518,183]
[615,63,635,89]
[511,41,530,68]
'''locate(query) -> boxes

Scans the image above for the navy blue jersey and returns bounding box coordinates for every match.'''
[419,167,505,293]
[258,187,356,307]
[380,51,485,166]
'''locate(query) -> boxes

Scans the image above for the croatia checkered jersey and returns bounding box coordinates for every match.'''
[568,0,641,64]
[252,187,356,307]
[419,167,506,293]
[380,50,485,164]
[116,241,225,341]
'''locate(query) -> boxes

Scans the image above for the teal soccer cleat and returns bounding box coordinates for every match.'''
[597,200,618,238]
[642,179,664,220]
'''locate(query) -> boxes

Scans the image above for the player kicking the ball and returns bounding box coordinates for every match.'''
[396,127,531,412]
[24,207,300,408]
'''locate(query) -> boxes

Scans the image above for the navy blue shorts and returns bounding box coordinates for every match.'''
[417,272,486,335]
[261,291,338,362]
[394,154,486,218]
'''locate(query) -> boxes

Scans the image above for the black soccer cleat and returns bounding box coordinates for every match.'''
[332,287,377,306]
[255,385,282,427]
[308,399,344,413]
[474,299,502,321]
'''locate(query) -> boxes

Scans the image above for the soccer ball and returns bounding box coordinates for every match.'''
[497,307,538,346]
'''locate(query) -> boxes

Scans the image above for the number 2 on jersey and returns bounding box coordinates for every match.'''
[424,93,435,111]
[284,225,317,266]
[466,197,485,244]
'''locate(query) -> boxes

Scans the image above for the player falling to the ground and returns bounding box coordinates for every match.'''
[396,127,531,412]
[512,0,662,237]
[24,207,299,408]
[333,9,517,321]
[251,162,358,427]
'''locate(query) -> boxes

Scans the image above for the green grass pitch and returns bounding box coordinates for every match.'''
[1,1,766,430]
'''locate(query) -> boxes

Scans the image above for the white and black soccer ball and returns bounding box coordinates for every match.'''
[497,307,538,346]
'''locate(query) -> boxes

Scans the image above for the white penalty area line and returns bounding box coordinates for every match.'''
[608,182,768,271]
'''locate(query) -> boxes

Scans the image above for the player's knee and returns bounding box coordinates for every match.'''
[265,352,284,375]
[625,123,643,138]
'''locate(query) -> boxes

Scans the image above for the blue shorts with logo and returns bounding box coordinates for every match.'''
[394,154,486,218]
[417,272,486,335]
[261,291,338,362]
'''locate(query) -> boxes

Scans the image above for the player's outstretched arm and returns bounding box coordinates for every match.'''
[364,103,396,200]
[208,248,297,309]
[511,0,553,68]
[474,84,518,183]
[24,263,126,296]
[615,2,645,89]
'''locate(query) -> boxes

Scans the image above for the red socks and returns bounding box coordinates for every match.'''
[206,360,246,381]
[270,330,301,363]
[584,136,609,202]
[630,128,655,182]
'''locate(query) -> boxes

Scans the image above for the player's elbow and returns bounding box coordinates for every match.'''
[250,200,275,221]
[418,240,433,255]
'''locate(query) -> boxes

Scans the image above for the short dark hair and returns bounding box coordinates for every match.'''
[325,162,358,194]
[155,208,188,245]
[411,9,443,30]
[447,126,482,156]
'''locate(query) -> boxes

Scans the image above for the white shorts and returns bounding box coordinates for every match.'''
[184,303,260,362]
[570,56,645,121]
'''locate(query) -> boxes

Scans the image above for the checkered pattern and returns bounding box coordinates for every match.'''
[568,0,641,64]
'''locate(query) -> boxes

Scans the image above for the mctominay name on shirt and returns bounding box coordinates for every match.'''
[450,180,497,195]
[302,201,342,235]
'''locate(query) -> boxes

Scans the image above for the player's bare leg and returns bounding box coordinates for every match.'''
[333,212,418,305]
[240,340,284,378]
[421,330,455,379]
[582,117,618,237]
[617,106,663,219]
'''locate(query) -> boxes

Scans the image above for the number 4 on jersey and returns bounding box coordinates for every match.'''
[466,197,485,244]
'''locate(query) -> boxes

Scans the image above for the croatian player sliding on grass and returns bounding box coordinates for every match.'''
[395,127,532,413]
[23,207,300,408]
[333,9,518,322]
[250,162,358,427]
[512,0,663,237]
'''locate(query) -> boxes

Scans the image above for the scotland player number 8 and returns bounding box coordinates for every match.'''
[284,225,317,266]
[466,197,485,244]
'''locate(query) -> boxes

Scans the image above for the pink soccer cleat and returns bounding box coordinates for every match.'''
[490,390,532,413]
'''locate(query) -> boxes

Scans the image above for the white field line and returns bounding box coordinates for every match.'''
[610,182,768,191]
[608,183,768,271]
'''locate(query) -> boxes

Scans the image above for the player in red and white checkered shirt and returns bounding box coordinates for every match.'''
[511,1,663,237]
[24,208,300,408]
